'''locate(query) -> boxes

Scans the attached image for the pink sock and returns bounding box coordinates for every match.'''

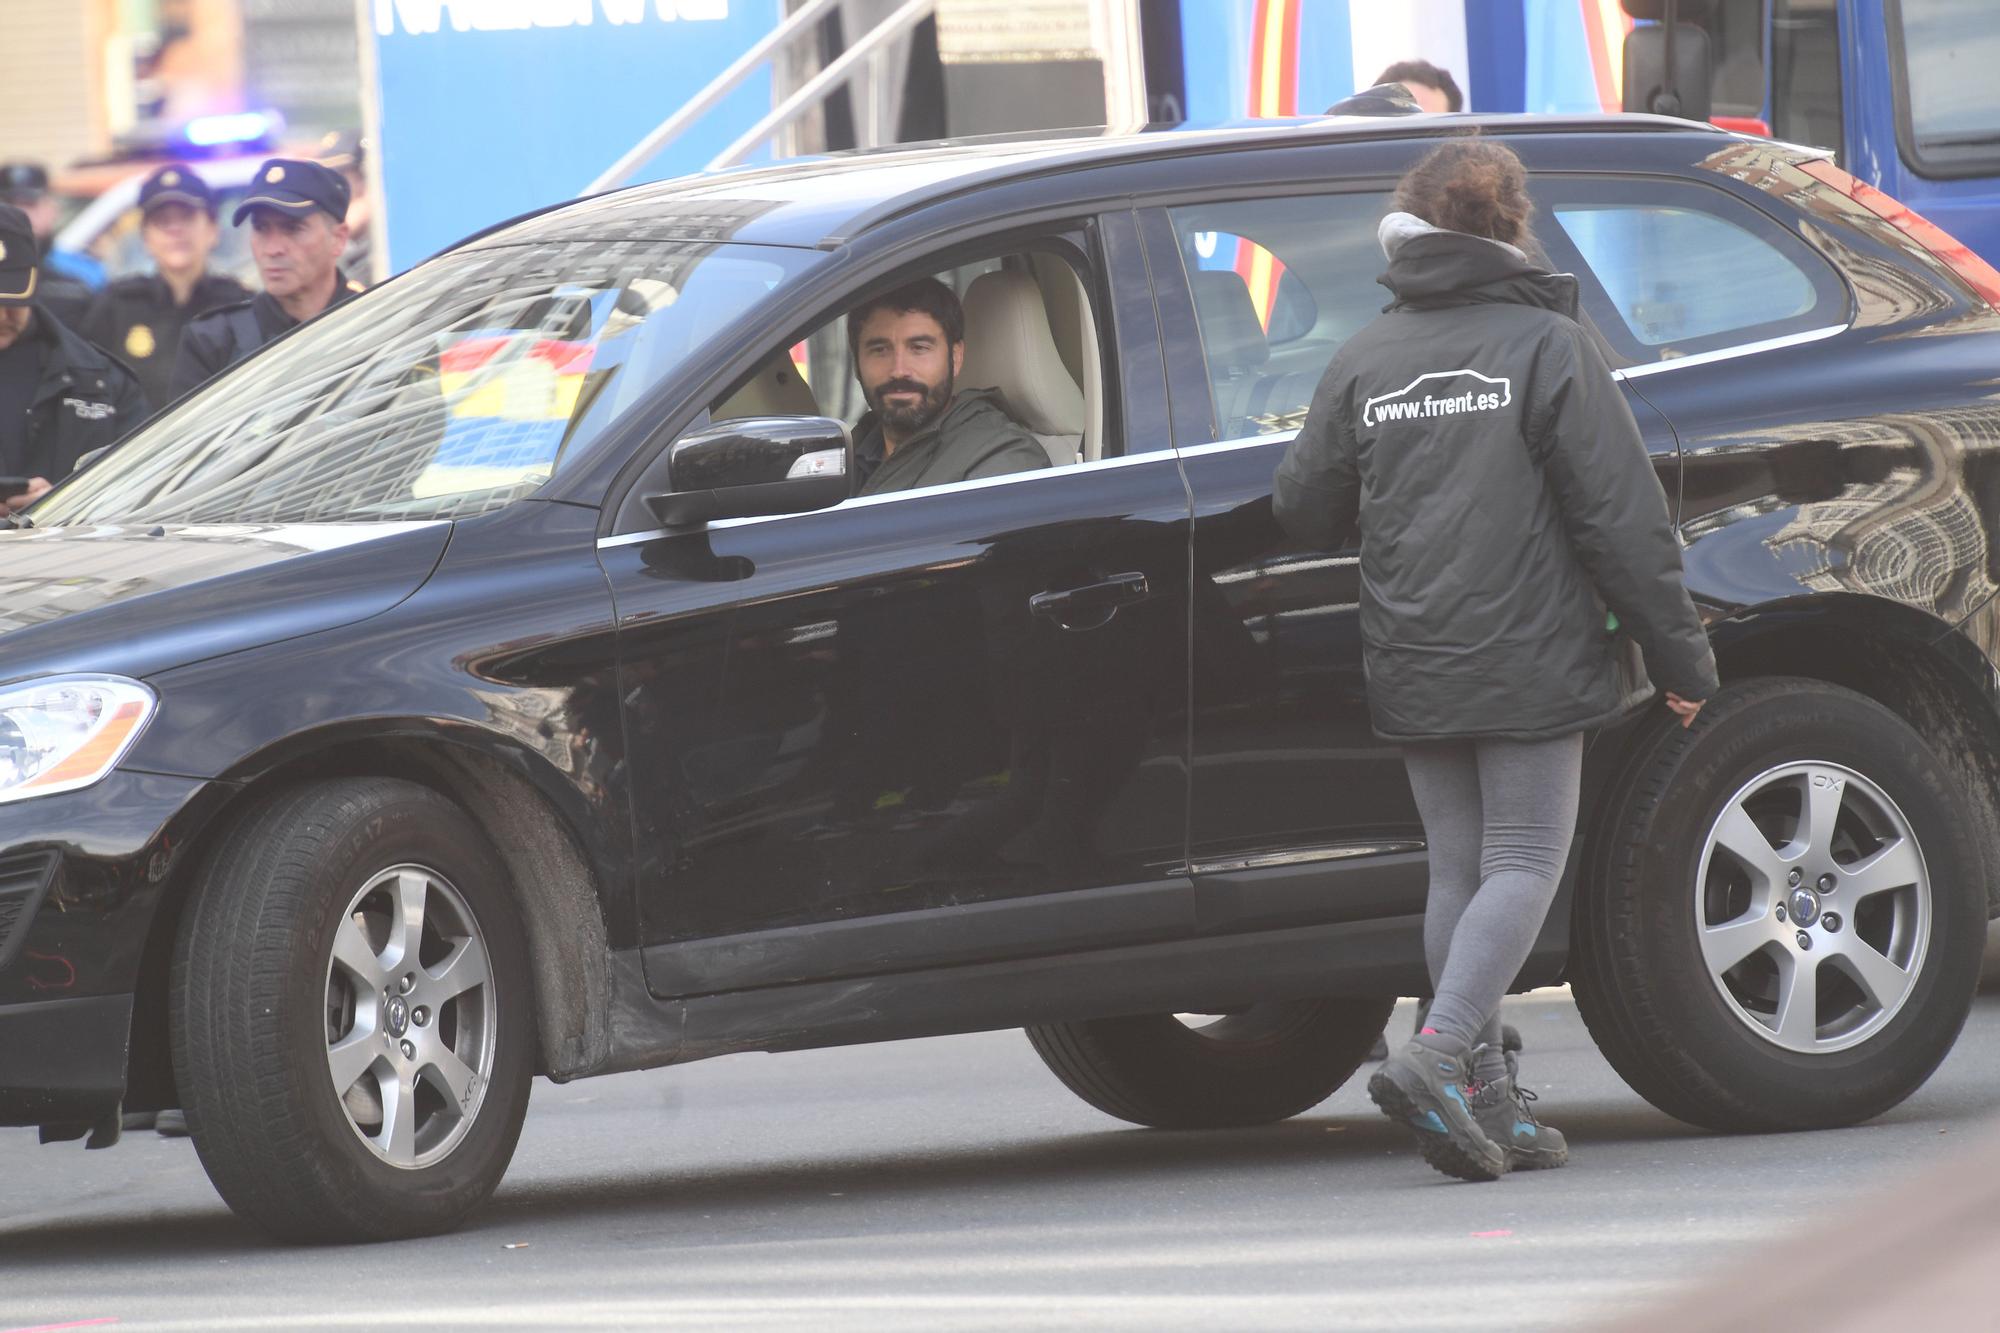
[1420,1027,1439,1035]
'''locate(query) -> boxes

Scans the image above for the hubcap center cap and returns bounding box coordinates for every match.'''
[1788,888,1822,928]
[385,995,410,1038]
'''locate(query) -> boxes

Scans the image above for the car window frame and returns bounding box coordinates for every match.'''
[601,213,1159,540]
[1528,172,1853,369]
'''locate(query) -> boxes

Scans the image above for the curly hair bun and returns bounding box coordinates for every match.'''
[1394,139,1533,248]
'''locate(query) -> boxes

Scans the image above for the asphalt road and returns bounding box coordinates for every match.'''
[8,986,2000,1332]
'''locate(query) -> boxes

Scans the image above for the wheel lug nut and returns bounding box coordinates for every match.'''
[1822,913,1842,933]
[1796,930,1813,951]
[1776,904,1788,923]
[398,974,415,995]
[400,1039,416,1060]
[1818,874,1837,893]
[412,1006,429,1027]
[1788,869,1803,887]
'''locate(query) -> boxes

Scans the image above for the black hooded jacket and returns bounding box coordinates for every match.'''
[1272,214,1718,743]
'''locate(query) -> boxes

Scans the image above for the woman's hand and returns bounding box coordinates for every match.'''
[1665,693,1705,728]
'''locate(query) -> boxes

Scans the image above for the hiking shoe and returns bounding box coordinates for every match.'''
[1470,1059,1567,1171]
[1367,1032,1508,1181]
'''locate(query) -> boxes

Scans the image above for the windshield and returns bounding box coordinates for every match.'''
[34,238,813,527]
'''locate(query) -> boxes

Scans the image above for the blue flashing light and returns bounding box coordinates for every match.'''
[185,111,279,148]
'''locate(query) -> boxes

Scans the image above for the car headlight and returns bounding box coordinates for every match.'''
[0,675,156,804]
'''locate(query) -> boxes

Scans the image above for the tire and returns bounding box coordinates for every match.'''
[1025,996,1395,1129]
[1572,679,1984,1132]
[171,778,534,1243]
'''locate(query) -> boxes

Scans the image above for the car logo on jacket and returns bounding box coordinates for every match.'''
[1362,369,1512,427]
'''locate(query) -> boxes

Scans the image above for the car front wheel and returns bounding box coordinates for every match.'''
[172,778,534,1243]
[1572,679,1984,1132]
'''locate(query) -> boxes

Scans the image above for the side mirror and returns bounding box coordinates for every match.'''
[1623,21,1713,122]
[646,415,852,528]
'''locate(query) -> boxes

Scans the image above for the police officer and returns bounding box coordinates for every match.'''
[0,162,95,328]
[80,165,251,408]
[0,203,147,515]
[170,158,364,398]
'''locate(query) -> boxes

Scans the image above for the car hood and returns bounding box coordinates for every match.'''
[0,521,451,685]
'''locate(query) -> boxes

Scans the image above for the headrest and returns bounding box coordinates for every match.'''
[1190,270,1270,373]
[956,269,1084,437]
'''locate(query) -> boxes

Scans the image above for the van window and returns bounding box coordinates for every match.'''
[1894,0,2000,175]
[1772,0,1844,161]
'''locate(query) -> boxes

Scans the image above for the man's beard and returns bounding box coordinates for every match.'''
[867,366,953,436]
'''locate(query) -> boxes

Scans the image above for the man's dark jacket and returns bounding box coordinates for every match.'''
[169,269,363,399]
[7,304,148,481]
[81,270,252,407]
[855,387,1049,495]
[1272,215,1718,743]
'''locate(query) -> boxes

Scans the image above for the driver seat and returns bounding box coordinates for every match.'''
[956,269,1085,467]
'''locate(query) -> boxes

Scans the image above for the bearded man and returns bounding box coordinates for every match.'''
[846,277,1047,496]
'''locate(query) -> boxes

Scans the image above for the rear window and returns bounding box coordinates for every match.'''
[1893,0,2000,176]
[1534,177,1849,365]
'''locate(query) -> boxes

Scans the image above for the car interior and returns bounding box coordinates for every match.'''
[711,247,1106,479]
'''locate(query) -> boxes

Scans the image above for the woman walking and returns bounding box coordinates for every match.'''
[1272,139,1718,1181]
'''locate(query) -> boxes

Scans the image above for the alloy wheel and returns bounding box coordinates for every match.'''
[1695,761,1930,1054]
[323,863,499,1168]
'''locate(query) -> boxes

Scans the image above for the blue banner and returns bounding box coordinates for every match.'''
[367,0,778,270]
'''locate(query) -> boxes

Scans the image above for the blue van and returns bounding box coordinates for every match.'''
[1720,0,1998,264]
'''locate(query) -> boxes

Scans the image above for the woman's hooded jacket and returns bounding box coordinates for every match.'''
[1272,211,1719,742]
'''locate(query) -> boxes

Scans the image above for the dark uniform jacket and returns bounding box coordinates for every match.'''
[854,387,1049,496]
[81,271,252,408]
[36,244,94,331]
[1273,215,1718,743]
[0,304,148,482]
[169,268,363,398]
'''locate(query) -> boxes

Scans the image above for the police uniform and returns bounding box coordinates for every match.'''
[79,165,251,408]
[170,159,364,398]
[0,162,95,330]
[0,204,147,486]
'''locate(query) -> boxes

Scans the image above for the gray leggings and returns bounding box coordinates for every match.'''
[1403,733,1584,1072]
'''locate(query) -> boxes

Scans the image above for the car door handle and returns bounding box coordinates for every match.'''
[1029,572,1150,627]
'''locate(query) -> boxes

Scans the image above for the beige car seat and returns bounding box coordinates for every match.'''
[714,351,819,420]
[956,269,1086,467]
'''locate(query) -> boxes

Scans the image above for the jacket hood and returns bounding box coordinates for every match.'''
[1376,211,1579,318]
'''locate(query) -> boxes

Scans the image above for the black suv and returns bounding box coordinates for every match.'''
[7,115,2000,1242]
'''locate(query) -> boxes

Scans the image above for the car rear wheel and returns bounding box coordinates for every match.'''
[1025,996,1395,1129]
[171,778,534,1243]
[1572,679,1983,1132]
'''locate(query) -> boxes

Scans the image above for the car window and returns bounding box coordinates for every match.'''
[1166,192,1392,440]
[1555,205,1817,345]
[1536,177,1848,364]
[1894,0,2000,175]
[36,239,815,528]
[698,247,1102,497]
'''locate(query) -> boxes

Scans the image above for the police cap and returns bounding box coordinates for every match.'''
[140,164,219,219]
[0,203,40,307]
[232,158,350,227]
[0,162,49,203]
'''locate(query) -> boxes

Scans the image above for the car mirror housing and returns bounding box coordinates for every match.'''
[646,415,853,528]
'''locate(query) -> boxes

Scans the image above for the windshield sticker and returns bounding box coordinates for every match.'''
[1362,370,1512,427]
